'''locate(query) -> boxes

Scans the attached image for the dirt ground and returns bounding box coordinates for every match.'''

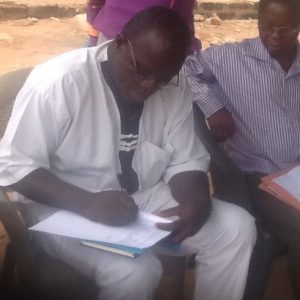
[0,14,88,75]
[0,14,258,75]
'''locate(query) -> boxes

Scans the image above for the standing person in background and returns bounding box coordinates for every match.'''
[184,0,300,298]
[86,0,105,46]
[86,0,201,51]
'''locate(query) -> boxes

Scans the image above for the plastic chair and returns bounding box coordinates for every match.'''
[0,68,98,300]
[193,104,281,300]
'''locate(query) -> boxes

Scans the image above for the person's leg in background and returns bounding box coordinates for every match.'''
[87,25,100,47]
[86,0,105,47]
[212,164,280,300]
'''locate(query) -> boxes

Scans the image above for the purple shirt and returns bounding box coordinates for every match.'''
[87,0,200,51]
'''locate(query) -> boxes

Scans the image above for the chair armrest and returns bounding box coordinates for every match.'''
[193,104,252,211]
[0,187,35,276]
[193,104,240,173]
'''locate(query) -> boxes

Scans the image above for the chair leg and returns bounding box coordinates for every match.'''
[243,222,284,300]
[155,255,186,300]
[1,244,16,287]
[1,243,17,299]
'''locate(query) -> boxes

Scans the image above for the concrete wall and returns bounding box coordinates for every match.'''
[0,1,259,21]
[195,1,259,20]
[0,4,85,21]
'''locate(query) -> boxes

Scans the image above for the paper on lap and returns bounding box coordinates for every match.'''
[29,210,172,249]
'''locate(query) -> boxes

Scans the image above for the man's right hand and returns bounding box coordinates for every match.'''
[207,107,235,142]
[82,190,138,226]
[9,168,138,227]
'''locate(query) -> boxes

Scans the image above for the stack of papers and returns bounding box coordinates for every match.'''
[80,240,146,258]
[259,164,300,211]
[29,210,172,258]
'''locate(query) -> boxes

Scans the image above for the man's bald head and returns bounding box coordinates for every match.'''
[123,6,191,63]
[108,6,191,103]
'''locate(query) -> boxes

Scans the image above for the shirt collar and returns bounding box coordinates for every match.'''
[242,37,272,62]
[95,39,113,63]
[242,36,300,66]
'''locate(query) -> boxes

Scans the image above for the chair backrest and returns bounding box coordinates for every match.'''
[0,68,32,137]
[0,66,99,294]
[193,104,241,173]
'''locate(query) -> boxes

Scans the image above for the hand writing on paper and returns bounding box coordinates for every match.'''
[82,190,138,226]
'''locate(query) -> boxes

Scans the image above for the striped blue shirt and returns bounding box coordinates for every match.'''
[184,37,300,174]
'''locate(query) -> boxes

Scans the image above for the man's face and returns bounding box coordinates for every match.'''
[258,2,300,59]
[111,32,183,104]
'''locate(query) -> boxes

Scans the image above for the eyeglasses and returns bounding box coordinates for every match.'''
[259,24,300,36]
[126,37,179,87]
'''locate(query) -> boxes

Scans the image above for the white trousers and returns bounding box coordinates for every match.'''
[23,182,256,300]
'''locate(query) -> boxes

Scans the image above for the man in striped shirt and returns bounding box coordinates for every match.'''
[184,0,300,297]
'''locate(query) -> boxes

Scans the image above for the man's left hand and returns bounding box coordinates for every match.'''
[156,171,211,244]
[156,199,209,244]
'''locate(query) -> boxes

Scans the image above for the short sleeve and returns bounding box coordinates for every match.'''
[0,74,69,186]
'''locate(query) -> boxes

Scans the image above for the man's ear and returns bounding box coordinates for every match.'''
[115,33,127,48]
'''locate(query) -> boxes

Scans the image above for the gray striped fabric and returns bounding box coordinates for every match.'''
[184,37,300,174]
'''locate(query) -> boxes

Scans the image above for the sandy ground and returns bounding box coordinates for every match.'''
[0,15,258,75]
[0,14,88,75]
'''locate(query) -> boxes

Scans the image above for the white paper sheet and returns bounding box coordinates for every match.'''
[29,210,172,248]
[273,165,300,202]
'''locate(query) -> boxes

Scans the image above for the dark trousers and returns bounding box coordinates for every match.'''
[244,173,300,300]
[211,165,275,300]
[212,169,300,299]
